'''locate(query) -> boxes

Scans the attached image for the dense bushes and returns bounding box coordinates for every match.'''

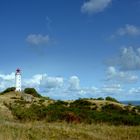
[6,98,140,125]
[70,99,92,108]
[54,100,68,106]
[1,87,16,94]
[105,96,119,103]
[96,97,104,100]
[10,104,47,121]
[102,104,123,113]
[135,106,140,112]
[24,88,41,98]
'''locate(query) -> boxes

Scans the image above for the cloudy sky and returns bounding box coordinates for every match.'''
[0,0,140,100]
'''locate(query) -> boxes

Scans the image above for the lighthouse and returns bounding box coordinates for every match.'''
[15,68,21,92]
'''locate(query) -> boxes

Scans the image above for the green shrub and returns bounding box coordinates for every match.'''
[24,88,41,97]
[9,103,47,121]
[54,100,68,106]
[102,104,124,113]
[135,106,140,112]
[43,103,70,122]
[105,96,119,103]
[70,99,92,108]
[1,87,16,94]
[96,97,104,100]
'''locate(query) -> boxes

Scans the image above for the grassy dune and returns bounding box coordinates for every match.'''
[0,91,140,140]
[0,121,140,140]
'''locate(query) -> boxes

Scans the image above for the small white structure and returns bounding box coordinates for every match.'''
[22,94,33,102]
[15,68,21,91]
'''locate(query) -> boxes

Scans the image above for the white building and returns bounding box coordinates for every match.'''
[15,68,21,91]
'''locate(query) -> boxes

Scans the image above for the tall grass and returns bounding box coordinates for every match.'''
[0,120,140,140]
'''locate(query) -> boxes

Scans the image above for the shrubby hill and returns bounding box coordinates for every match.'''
[1,87,140,126]
[1,88,140,139]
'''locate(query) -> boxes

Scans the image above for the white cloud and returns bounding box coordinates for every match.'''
[68,76,80,90]
[117,24,140,36]
[26,34,50,46]
[0,72,15,81]
[0,72,15,90]
[1,72,139,100]
[39,75,97,99]
[107,66,116,76]
[110,25,140,39]
[40,75,63,89]
[119,47,140,70]
[107,47,140,71]
[0,72,127,100]
[128,87,140,99]
[0,72,125,100]
[106,66,138,83]
[0,81,14,90]
[23,74,43,89]
[129,87,140,94]
[81,0,112,14]
[90,86,99,93]
[0,82,6,90]
[101,84,123,94]
[23,74,63,91]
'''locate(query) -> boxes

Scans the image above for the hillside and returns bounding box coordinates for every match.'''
[0,91,140,139]
[0,91,140,125]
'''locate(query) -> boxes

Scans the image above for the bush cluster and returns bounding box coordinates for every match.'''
[24,88,41,98]
[70,99,92,109]
[5,98,140,125]
[96,97,104,100]
[10,104,47,121]
[135,106,140,112]
[105,96,119,103]
[1,87,16,95]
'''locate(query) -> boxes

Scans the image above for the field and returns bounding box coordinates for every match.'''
[0,120,140,140]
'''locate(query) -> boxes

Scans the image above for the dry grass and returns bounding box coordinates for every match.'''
[0,120,140,140]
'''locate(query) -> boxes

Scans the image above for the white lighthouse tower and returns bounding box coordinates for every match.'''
[15,68,21,92]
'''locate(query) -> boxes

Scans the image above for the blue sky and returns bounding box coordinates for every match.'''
[1,0,140,100]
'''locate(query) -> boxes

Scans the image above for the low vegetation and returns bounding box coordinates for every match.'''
[96,97,104,100]
[0,88,140,139]
[24,88,41,98]
[4,98,140,125]
[105,96,119,103]
[0,87,16,95]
